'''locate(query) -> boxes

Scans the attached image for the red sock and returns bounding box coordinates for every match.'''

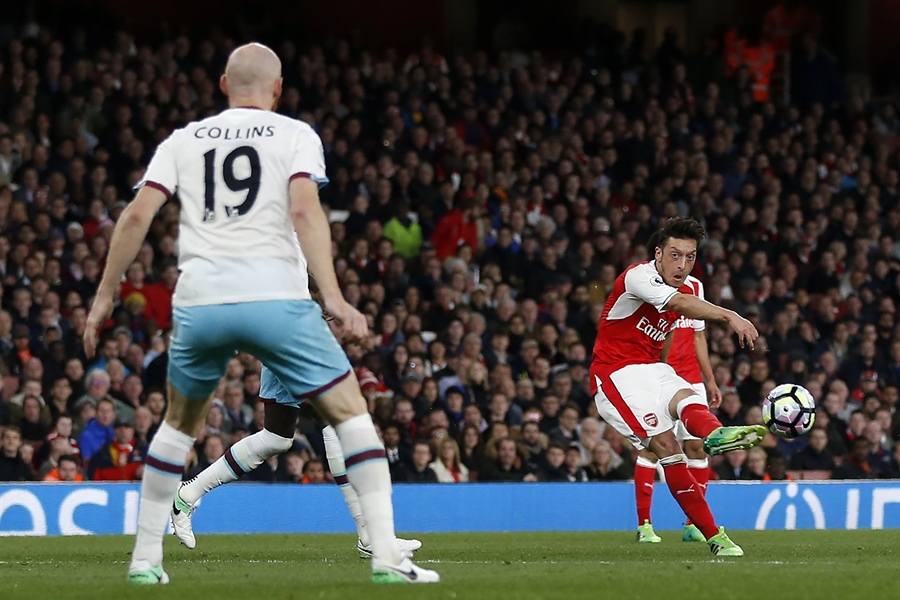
[680,404,722,439]
[663,460,718,540]
[685,459,710,526]
[634,461,656,526]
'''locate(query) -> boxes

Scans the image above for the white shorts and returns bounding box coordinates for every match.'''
[675,382,708,442]
[593,363,694,451]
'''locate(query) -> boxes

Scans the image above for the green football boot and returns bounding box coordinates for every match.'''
[636,520,662,543]
[707,527,744,557]
[683,524,706,542]
[128,564,169,585]
[703,425,767,455]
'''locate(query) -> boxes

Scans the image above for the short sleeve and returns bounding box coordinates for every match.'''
[692,279,706,331]
[624,264,680,312]
[136,135,178,198]
[289,125,329,188]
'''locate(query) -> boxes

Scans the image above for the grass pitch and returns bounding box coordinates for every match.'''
[1,530,896,600]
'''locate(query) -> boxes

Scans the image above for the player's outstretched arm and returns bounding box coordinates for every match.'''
[84,186,168,357]
[664,293,758,350]
[289,177,366,341]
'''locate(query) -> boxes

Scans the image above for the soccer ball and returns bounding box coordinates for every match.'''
[762,384,817,439]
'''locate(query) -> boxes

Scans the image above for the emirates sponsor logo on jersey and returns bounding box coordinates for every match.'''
[643,413,659,427]
[635,316,670,342]
[672,314,693,329]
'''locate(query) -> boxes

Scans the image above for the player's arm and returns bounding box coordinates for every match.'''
[84,186,168,357]
[694,329,722,408]
[663,293,758,349]
[289,177,366,341]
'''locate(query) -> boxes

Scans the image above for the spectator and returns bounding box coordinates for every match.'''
[36,437,75,479]
[548,402,580,446]
[429,437,469,483]
[301,458,327,484]
[87,419,143,481]
[714,449,749,480]
[789,428,836,472]
[585,441,632,481]
[479,438,534,482]
[562,445,589,482]
[538,442,569,482]
[12,394,51,442]
[742,448,768,481]
[283,452,305,483]
[401,440,439,483]
[221,383,252,433]
[77,397,116,461]
[832,438,875,480]
[43,453,84,482]
[0,426,33,481]
[458,424,485,476]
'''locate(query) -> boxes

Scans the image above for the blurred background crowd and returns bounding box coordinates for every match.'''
[2,0,900,486]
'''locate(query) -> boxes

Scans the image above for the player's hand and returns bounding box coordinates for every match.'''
[325,298,368,343]
[84,292,114,358]
[706,382,723,409]
[727,313,758,350]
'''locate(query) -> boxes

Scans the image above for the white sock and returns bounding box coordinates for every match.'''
[334,414,399,564]
[131,422,195,569]
[180,428,293,505]
[323,424,369,546]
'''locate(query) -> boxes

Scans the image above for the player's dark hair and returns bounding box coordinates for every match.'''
[653,217,706,251]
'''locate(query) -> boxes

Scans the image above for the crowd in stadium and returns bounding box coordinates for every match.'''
[1,2,900,486]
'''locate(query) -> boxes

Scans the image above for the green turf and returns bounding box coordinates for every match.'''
[1,530,896,600]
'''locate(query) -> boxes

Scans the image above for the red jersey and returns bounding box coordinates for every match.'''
[591,262,681,386]
[666,275,705,385]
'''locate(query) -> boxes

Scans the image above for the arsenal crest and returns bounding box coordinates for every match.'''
[643,413,658,427]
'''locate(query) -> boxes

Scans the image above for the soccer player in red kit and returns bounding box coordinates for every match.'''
[634,233,722,544]
[590,217,765,556]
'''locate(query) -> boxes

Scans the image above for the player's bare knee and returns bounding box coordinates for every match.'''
[648,429,681,459]
[684,439,706,460]
[669,389,707,419]
[164,385,213,436]
[310,375,368,425]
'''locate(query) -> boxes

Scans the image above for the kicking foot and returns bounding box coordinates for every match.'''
[171,483,196,549]
[128,562,169,585]
[703,425,766,455]
[636,519,662,543]
[683,524,706,542]
[707,526,744,557]
[372,556,440,584]
[358,537,422,558]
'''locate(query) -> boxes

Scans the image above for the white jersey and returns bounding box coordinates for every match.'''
[139,107,325,307]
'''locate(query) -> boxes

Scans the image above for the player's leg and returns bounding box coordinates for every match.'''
[321,423,423,557]
[675,382,710,542]
[172,366,297,548]
[129,305,233,584]
[249,300,438,583]
[668,388,765,455]
[658,381,747,556]
[679,436,709,542]
[602,365,742,556]
[634,447,661,543]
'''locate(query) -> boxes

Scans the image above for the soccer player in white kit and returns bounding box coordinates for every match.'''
[590,217,765,557]
[84,43,438,585]
[634,257,723,543]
